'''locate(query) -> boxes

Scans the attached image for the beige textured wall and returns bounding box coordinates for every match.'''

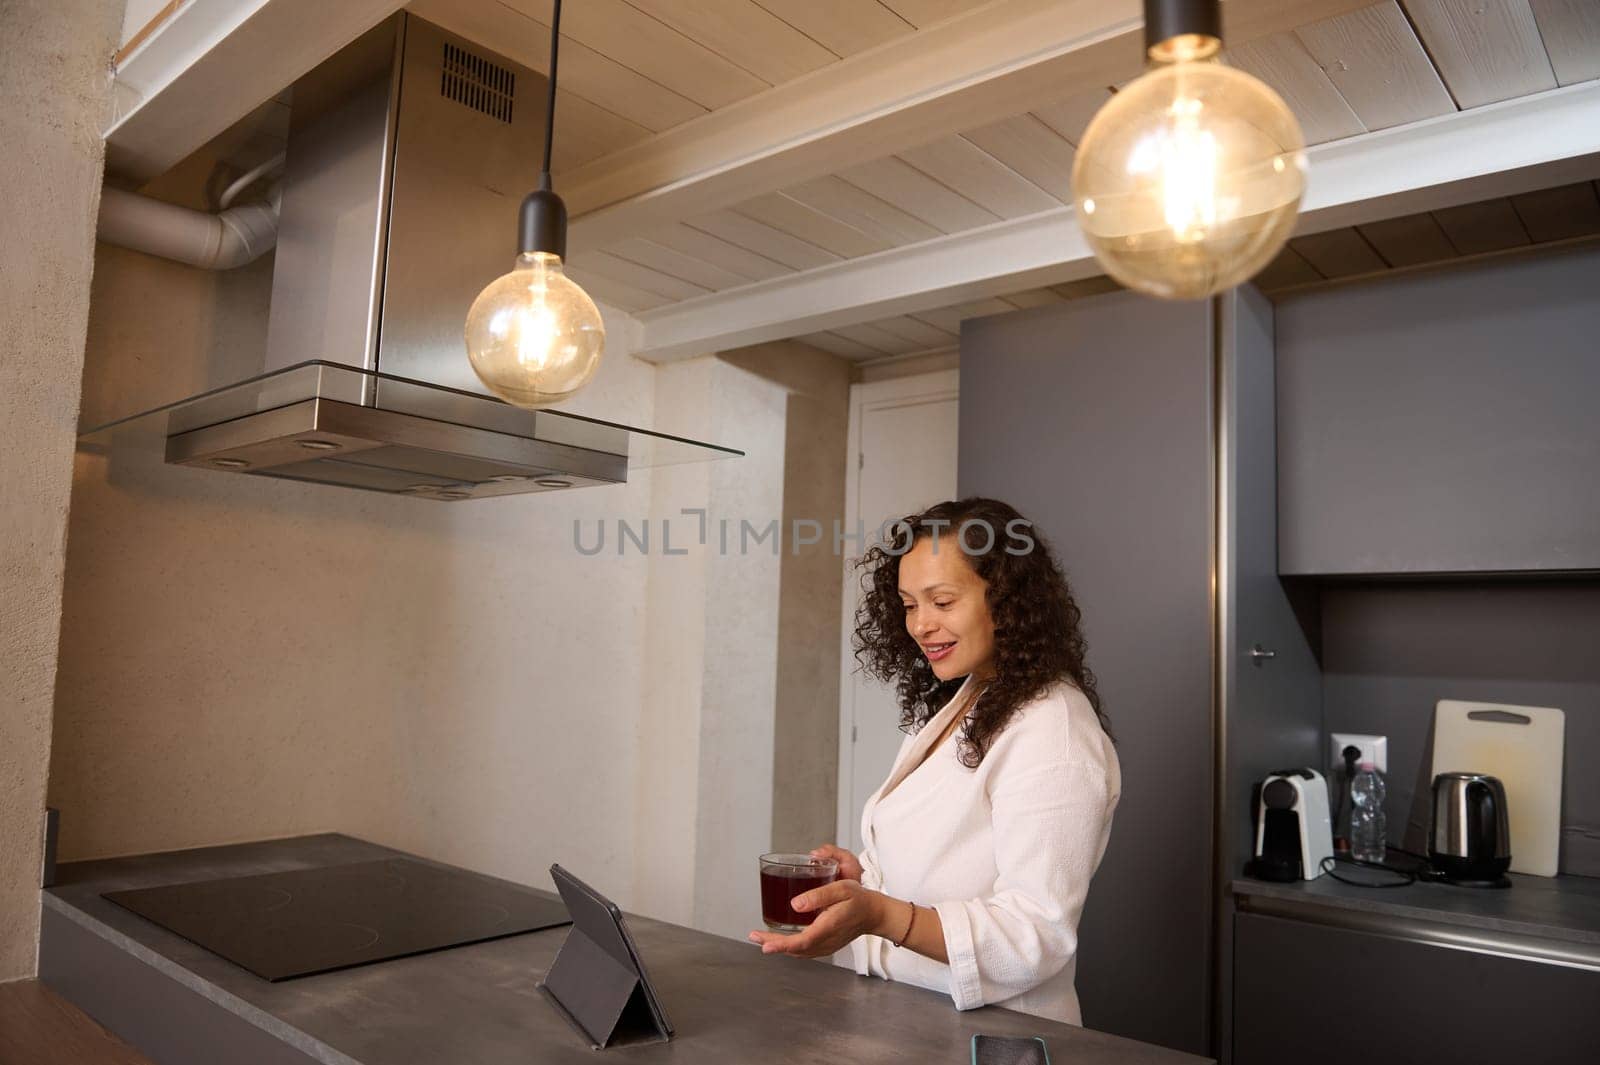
[633,345,851,940]
[0,0,121,981]
[689,361,788,939]
[635,373,712,927]
[53,240,663,903]
[29,20,849,953]
[50,240,824,940]
[634,357,790,939]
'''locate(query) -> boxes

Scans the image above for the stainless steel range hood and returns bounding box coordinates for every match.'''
[79,14,740,499]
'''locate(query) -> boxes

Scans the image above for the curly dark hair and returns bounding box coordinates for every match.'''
[852,497,1109,768]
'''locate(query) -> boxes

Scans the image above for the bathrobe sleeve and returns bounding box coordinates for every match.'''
[849,840,883,976]
[930,758,1112,1010]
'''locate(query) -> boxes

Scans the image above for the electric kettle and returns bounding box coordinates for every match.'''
[1429,772,1511,886]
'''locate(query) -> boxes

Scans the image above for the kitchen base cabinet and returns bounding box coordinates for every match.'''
[1232,911,1600,1065]
[40,908,322,1065]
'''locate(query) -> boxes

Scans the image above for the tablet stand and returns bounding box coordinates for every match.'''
[538,928,669,1049]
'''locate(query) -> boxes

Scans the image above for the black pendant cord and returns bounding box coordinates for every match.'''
[520,0,568,258]
[541,0,561,181]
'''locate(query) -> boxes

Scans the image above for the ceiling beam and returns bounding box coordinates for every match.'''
[560,0,1375,252]
[631,81,1600,361]
[106,0,406,181]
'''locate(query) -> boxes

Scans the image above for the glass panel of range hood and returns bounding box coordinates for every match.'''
[77,361,742,501]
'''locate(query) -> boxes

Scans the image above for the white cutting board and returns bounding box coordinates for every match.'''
[1431,699,1564,877]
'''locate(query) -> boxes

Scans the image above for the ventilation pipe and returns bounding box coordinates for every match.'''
[96,183,281,270]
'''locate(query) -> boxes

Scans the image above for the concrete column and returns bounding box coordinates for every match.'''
[0,0,121,980]
[721,342,851,859]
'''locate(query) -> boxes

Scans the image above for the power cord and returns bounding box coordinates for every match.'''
[1318,852,1417,888]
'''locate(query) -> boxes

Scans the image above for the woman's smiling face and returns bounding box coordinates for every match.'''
[898,534,996,683]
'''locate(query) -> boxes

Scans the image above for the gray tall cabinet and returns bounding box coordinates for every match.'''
[959,287,1319,1056]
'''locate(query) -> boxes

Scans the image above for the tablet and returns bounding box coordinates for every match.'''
[546,864,674,1042]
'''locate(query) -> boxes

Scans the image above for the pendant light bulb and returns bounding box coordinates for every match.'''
[1071,4,1306,300]
[466,251,605,408]
[464,0,603,409]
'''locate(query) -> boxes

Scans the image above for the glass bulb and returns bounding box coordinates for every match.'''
[465,252,605,409]
[1071,55,1306,300]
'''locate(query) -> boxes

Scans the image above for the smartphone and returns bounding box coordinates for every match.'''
[972,1034,1051,1065]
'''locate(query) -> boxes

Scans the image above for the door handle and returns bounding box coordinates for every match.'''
[1250,645,1276,666]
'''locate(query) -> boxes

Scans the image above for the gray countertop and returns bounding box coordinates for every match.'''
[1232,868,1600,951]
[45,834,1209,1065]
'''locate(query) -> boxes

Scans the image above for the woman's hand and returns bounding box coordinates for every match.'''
[747,880,889,959]
[809,843,863,882]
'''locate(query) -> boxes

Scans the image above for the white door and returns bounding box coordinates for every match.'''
[838,371,959,855]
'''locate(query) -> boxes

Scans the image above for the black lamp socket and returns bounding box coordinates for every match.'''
[519,185,568,261]
[1144,0,1221,53]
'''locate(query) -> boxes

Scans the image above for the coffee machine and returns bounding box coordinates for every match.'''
[1247,768,1334,882]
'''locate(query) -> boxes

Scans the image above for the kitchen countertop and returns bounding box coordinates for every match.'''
[43,834,1209,1065]
[1232,867,1600,958]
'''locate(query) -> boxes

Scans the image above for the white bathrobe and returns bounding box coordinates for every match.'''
[849,673,1121,1025]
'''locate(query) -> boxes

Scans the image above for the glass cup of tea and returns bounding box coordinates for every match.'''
[758,853,839,933]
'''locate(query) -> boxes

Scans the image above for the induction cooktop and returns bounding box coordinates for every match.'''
[103,857,571,981]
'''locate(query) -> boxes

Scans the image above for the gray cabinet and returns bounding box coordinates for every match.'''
[961,245,1600,1061]
[960,290,1215,1054]
[1233,911,1600,1065]
[1276,245,1600,577]
[959,287,1319,1057]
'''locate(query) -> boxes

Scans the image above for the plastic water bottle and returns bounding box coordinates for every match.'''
[1349,762,1387,864]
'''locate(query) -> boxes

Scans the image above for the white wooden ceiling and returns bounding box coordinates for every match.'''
[492,0,1599,346]
[407,0,996,172]
[794,277,1120,361]
[1262,178,1600,286]
[132,0,1600,361]
[558,79,1108,313]
[814,178,1600,364]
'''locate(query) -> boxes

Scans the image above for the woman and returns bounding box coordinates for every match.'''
[748,498,1120,1026]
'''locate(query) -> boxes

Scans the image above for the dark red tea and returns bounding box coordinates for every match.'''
[759,864,838,930]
